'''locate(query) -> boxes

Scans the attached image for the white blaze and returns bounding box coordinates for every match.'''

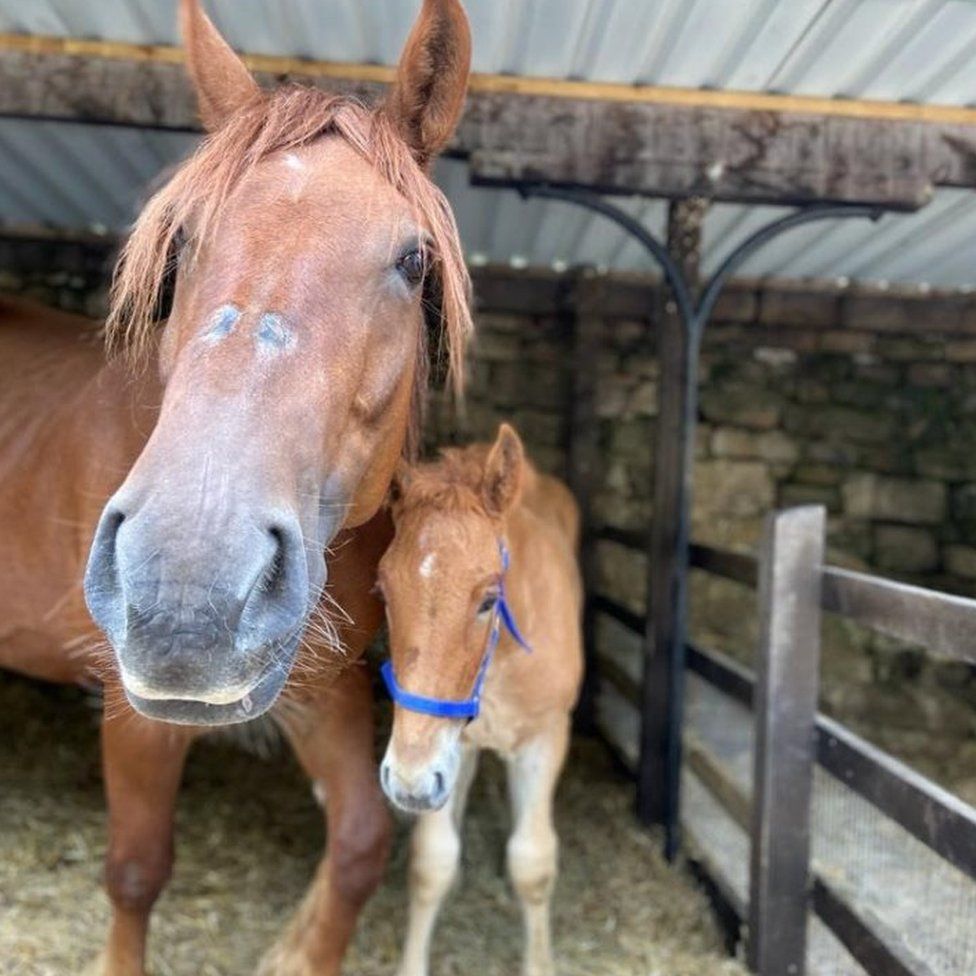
[419,553,437,579]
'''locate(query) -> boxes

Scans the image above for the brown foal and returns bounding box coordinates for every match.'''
[376,425,584,976]
[0,1,472,973]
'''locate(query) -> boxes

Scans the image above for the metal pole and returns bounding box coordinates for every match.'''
[516,185,880,861]
[640,199,708,853]
[566,269,606,734]
[749,505,826,976]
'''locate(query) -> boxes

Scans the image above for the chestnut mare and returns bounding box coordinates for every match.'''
[0,1,472,973]
[376,425,584,976]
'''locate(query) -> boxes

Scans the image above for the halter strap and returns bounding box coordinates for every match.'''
[381,539,531,720]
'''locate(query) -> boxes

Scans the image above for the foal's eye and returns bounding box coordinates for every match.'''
[397,248,426,287]
[477,594,498,616]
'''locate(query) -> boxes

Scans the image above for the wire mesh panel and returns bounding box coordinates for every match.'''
[683,674,871,976]
[681,672,976,976]
[811,768,976,975]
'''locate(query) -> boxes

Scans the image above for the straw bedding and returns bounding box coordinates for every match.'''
[0,672,745,976]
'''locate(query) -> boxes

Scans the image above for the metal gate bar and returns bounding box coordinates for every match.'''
[516,184,880,859]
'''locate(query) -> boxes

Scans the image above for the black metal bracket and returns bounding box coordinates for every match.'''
[518,183,882,860]
[520,184,883,343]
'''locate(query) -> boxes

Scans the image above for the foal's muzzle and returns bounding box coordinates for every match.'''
[84,496,318,726]
[380,733,462,813]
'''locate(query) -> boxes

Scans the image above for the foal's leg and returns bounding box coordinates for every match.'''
[398,746,479,976]
[96,706,195,976]
[258,664,392,976]
[506,717,571,976]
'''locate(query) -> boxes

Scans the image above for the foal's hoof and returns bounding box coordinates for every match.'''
[255,941,317,976]
[80,950,148,976]
[79,952,108,976]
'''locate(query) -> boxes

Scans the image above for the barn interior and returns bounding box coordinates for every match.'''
[2,2,976,975]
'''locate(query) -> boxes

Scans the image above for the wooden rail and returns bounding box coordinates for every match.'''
[683,642,976,879]
[811,878,940,976]
[601,528,976,665]
[593,517,976,976]
[822,567,976,665]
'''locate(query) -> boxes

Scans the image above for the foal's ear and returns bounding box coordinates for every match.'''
[180,0,260,131]
[483,424,524,517]
[385,0,472,167]
[388,459,414,508]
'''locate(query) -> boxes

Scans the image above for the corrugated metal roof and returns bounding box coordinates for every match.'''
[0,1,975,287]
[4,0,976,103]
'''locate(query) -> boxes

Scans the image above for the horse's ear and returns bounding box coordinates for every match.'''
[180,0,260,131]
[389,459,414,508]
[385,0,472,167]
[483,424,524,517]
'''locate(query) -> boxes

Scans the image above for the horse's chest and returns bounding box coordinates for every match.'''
[461,673,533,756]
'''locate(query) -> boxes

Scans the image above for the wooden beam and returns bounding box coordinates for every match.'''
[4,33,976,127]
[1,34,976,207]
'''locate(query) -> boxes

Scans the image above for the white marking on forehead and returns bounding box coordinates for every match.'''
[284,153,305,172]
[200,303,240,344]
[255,312,295,353]
[419,552,437,579]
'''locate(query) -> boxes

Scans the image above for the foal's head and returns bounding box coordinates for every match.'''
[84,0,472,725]
[378,425,525,811]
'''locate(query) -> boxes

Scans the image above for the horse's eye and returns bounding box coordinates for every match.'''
[397,248,426,287]
[477,595,498,616]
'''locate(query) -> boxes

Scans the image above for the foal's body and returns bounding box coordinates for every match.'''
[378,426,584,976]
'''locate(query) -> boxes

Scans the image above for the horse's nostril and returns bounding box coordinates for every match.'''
[236,518,309,653]
[261,526,287,596]
[433,770,445,796]
[381,763,392,792]
[84,502,129,640]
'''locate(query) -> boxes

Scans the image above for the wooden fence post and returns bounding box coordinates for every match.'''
[749,505,826,976]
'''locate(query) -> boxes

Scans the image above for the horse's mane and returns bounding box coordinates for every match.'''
[397,444,496,516]
[106,86,472,423]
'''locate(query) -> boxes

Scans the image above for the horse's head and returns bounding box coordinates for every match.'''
[377,425,525,811]
[84,0,472,726]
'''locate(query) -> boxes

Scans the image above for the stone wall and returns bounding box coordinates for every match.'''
[445,268,976,590]
[0,236,113,318]
[437,268,976,766]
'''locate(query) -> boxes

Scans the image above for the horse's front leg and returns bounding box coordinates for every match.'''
[92,703,195,976]
[259,663,392,976]
[506,716,571,976]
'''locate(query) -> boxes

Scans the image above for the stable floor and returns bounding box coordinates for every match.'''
[0,673,745,976]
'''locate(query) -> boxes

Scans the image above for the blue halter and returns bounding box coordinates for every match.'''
[381,540,532,720]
